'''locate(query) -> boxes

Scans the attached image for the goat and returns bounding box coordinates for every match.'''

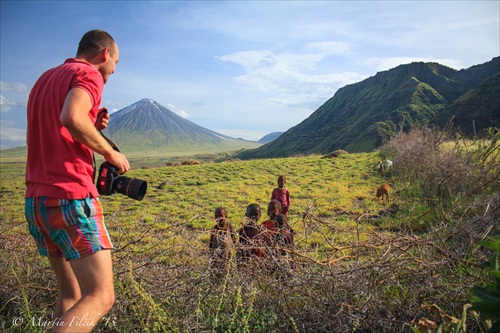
[377,161,384,175]
[385,159,393,170]
[375,183,390,203]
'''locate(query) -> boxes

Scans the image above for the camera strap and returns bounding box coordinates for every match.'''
[93,108,121,181]
[99,130,120,152]
[95,107,121,152]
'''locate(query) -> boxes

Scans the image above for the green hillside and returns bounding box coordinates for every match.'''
[237,57,500,159]
[439,72,500,133]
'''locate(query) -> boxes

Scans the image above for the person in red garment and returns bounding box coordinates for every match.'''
[271,175,291,216]
[237,203,266,262]
[24,29,129,332]
[274,214,296,270]
[261,200,280,248]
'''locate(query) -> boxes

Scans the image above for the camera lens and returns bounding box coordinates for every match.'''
[114,176,148,201]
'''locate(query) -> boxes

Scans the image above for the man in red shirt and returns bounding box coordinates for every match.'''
[25,30,129,332]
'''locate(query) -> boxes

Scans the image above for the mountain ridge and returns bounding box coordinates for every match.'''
[236,57,500,159]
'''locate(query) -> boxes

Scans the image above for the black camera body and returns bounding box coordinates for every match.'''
[96,162,147,201]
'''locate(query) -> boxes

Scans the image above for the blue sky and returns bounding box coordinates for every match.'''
[1,1,499,149]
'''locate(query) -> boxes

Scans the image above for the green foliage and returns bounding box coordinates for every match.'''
[471,235,500,333]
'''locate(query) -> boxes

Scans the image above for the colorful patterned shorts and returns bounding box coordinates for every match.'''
[25,197,113,260]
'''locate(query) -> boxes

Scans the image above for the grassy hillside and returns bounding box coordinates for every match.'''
[238,58,499,159]
[0,146,27,163]
[1,134,498,332]
[0,146,250,169]
[439,72,500,134]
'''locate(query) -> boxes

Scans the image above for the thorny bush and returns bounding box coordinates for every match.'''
[2,127,499,332]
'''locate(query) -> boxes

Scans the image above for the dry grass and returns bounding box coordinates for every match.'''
[1,129,500,332]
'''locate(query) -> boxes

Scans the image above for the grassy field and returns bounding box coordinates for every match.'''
[1,152,387,262]
[1,142,498,332]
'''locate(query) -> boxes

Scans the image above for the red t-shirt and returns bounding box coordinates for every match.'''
[261,219,276,245]
[271,187,291,215]
[25,58,104,199]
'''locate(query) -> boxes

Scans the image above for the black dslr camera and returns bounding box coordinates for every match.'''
[96,162,147,201]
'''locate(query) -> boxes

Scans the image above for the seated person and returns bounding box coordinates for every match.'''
[261,200,280,247]
[209,207,236,267]
[274,214,295,269]
[237,203,265,261]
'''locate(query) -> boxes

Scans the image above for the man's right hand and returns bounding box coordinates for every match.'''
[105,151,130,174]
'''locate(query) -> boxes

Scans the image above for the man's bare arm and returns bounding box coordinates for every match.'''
[60,88,130,173]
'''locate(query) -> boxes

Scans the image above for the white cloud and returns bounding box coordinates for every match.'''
[0,95,16,112]
[176,109,189,119]
[0,82,29,94]
[0,121,26,149]
[0,82,29,113]
[166,103,189,118]
[101,100,126,114]
[305,41,352,56]
[217,46,366,111]
[218,44,349,76]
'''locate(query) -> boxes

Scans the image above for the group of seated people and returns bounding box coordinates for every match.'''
[209,176,295,271]
[209,201,295,270]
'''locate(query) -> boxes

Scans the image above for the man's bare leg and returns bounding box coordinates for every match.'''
[49,256,82,318]
[51,250,114,333]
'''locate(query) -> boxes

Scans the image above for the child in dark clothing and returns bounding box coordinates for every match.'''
[209,207,236,268]
[261,200,280,247]
[271,175,291,216]
[274,214,295,269]
[237,203,265,261]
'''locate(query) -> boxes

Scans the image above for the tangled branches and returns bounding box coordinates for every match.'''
[96,200,497,333]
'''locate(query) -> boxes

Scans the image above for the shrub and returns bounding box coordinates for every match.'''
[380,127,500,204]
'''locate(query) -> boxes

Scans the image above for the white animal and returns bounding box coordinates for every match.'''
[377,161,384,175]
[385,160,393,170]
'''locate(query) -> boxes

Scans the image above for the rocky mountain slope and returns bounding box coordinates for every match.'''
[105,99,260,153]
